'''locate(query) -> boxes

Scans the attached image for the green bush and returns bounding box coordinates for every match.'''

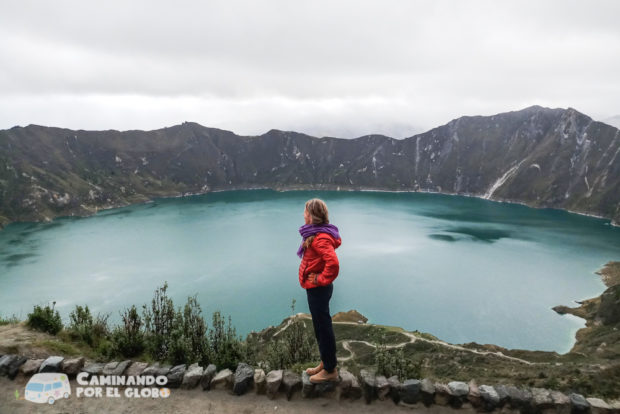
[373,333,421,381]
[69,305,92,343]
[111,305,144,358]
[265,337,290,370]
[142,282,176,360]
[206,311,244,370]
[169,295,209,365]
[27,302,63,335]
[262,299,318,371]
[69,305,109,347]
[241,332,260,367]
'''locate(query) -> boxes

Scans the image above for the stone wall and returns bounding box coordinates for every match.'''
[1,353,619,413]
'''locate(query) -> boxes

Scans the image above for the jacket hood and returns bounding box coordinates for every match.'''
[316,232,342,249]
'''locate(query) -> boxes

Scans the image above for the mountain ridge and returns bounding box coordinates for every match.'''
[0,105,618,229]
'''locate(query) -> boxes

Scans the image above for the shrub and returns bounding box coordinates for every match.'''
[169,295,209,365]
[373,333,421,381]
[142,282,176,360]
[27,301,63,335]
[112,305,144,358]
[206,311,244,370]
[69,305,92,343]
[265,337,290,370]
[283,316,317,364]
[68,304,110,347]
[92,313,110,344]
[168,309,188,365]
[241,332,260,367]
[262,299,318,371]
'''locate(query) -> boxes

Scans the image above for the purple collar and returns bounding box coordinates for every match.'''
[297,223,340,258]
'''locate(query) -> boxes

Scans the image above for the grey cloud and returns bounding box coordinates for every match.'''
[0,0,619,137]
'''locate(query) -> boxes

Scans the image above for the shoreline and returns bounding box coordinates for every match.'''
[551,260,620,355]
[1,185,617,232]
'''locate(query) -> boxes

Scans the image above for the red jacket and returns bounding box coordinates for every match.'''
[298,232,342,289]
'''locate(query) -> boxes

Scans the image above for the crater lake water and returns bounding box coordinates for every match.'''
[1,189,619,353]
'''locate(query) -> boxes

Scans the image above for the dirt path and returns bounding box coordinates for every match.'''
[283,316,536,366]
[0,376,485,414]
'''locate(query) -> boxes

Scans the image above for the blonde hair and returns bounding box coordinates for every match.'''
[303,198,329,249]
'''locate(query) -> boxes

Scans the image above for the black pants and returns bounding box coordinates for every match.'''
[306,283,337,372]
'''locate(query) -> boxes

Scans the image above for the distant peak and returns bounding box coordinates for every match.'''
[523,104,545,111]
[181,121,204,127]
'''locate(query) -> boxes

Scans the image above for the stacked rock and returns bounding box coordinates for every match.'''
[2,354,619,413]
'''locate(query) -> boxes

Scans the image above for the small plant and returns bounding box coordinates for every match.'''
[206,311,244,370]
[142,282,176,360]
[27,301,63,335]
[373,333,421,381]
[263,298,318,371]
[69,305,92,343]
[283,314,317,364]
[181,295,209,363]
[111,305,144,358]
[265,338,290,370]
[68,304,109,347]
[0,313,19,325]
[241,332,260,367]
[169,295,209,365]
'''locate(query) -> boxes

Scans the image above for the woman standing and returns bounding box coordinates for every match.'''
[297,198,342,383]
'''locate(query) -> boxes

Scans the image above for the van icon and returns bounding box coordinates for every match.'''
[25,373,71,404]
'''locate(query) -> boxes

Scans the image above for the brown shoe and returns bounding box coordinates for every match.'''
[309,368,338,384]
[305,361,323,376]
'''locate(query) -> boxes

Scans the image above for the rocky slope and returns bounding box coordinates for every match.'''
[1,105,618,229]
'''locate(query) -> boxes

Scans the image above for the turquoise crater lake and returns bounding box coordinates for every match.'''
[1,189,618,353]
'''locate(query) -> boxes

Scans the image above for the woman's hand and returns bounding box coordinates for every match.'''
[307,272,320,285]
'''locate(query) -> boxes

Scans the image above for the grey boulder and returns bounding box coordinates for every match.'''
[167,364,187,389]
[210,368,233,390]
[0,355,27,379]
[103,360,132,376]
[447,381,469,408]
[200,364,217,390]
[181,363,203,389]
[360,369,376,404]
[479,385,500,411]
[338,368,362,401]
[61,357,85,376]
[39,356,64,373]
[570,393,591,414]
[233,363,254,396]
[254,369,266,394]
[19,359,44,376]
[81,362,105,380]
[125,361,148,378]
[399,379,422,405]
[387,375,401,404]
[265,369,283,399]
[420,378,436,406]
[281,370,301,400]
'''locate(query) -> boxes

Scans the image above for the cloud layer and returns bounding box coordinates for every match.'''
[1,0,619,137]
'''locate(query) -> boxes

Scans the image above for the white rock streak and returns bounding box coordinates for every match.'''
[484,160,525,199]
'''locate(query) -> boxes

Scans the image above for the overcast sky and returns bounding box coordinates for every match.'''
[1,0,619,138]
